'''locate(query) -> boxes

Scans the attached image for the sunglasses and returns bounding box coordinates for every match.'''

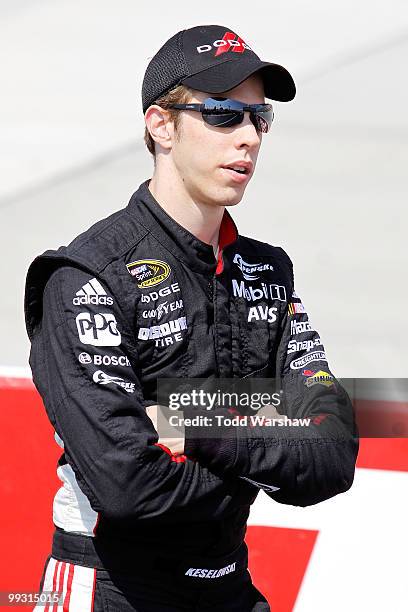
[167,97,274,133]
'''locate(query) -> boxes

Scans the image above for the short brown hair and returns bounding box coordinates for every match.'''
[144,85,194,158]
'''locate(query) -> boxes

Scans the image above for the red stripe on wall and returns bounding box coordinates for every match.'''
[357,438,408,472]
[0,375,407,608]
[0,384,60,594]
[246,525,318,612]
[355,398,408,437]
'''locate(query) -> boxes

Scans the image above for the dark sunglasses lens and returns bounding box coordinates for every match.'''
[201,99,273,132]
[252,109,273,133]
[202,110,243,128]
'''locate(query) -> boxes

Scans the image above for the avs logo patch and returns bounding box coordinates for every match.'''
[126,259,171,288]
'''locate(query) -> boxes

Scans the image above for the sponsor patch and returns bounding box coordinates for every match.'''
[76,313,121,346]
[138,316,187,341]
[93,370,135,393]
[247,305,278,323]
[78,352,130,367]
[290,320,314,335]
[233,253,273,281]
[288,302,307,315]
[303,370,315,377]
[290,351,327,370]
[197,31,252,55]
[73,278,113,306]
[232,279,287,303]
[239,476,280,492]
[127,259,171,288]
[78,352,92,364]
[142,299,183,320]
[304,370,334,388]
[185,562,237,579]
[287,337,323,354]
[140,283,180,303]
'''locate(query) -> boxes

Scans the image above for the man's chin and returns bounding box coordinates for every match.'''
[219,186,247,207]
[197,182,247,207]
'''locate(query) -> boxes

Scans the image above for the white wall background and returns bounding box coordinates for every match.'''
[1,5,408,611]
[1,1,407,372]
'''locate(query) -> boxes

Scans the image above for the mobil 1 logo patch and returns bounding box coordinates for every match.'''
[232,279,287,302]
[78,352,130,367]
[76,313,121,346]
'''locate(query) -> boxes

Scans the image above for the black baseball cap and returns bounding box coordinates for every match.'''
[142,25,296,112]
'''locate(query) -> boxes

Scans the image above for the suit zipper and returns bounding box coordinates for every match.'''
[208,275,221,377]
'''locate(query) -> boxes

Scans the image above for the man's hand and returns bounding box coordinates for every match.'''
[256,403,285,421]
[145,404,185,455]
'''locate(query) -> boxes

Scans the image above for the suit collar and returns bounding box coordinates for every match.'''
[127,180,239,275]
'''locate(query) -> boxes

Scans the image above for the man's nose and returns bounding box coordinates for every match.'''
[234,113,262,149]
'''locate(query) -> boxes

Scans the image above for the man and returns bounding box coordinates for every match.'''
[25,24,358,611]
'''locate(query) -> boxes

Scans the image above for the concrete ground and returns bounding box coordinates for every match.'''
[1,1,407,376]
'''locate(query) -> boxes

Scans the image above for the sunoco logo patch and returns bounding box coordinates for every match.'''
[304,370,334,389]
[126,259,171,288]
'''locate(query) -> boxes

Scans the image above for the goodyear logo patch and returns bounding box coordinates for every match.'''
[304,370,334,389]
[126,259,171,288]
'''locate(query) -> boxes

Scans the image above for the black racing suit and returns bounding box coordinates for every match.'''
[25,180,358,610]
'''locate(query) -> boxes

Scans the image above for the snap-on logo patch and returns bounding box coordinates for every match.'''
[126,259,171,288]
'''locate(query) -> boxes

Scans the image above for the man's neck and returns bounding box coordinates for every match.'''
[148,170,223,254]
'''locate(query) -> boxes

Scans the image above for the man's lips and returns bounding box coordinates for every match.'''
[220,161,253,184]
[221,161,253,175]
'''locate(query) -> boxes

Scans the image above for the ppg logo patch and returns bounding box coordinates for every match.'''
[75,313,121,346]
[126,259,171,288]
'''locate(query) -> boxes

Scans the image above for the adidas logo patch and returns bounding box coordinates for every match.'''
[73,278,114,306]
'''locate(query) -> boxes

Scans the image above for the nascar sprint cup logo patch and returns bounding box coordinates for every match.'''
[126,259,171,288]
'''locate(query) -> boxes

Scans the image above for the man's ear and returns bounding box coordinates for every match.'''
[144,105,174,152]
